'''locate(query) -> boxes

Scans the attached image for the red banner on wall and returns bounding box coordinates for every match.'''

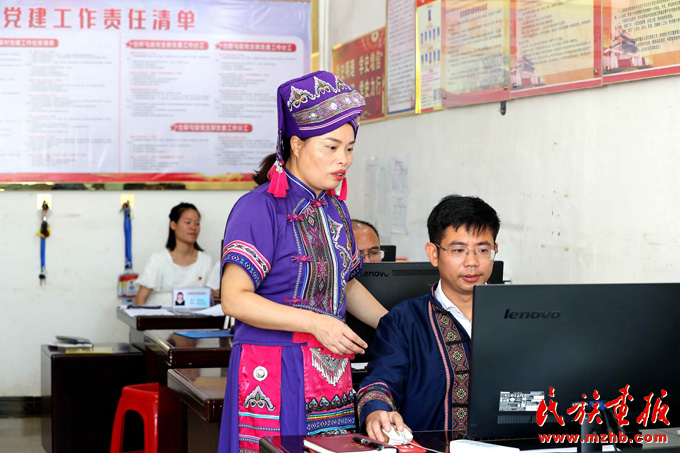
[332,28,386,122]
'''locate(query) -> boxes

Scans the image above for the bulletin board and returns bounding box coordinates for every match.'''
[0,0,313,188]
[332,28,386,122]
[442,0,510,107]
[602,0,680,83]
[510,0,602,98]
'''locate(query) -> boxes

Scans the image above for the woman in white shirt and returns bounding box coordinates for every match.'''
[133,202,213,306]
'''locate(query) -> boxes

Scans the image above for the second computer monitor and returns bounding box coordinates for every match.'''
[347,261,504,363]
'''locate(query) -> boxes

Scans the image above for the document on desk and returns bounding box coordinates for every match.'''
[194,305,228,317]
[121,307,176,316]
[519,447,615,452]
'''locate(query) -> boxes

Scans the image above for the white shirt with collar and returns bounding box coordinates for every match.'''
[434,279,472,338]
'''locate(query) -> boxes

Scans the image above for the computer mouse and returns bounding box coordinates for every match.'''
[382,425,413,445]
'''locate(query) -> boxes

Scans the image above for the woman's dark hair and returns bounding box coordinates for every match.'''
[427,195,501,245]
[166,202,204,251]
[253,137,295,185]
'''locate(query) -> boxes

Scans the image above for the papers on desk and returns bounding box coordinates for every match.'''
[450,440,618,452]
[194,304,227,317]
[120,306,177,316]
[48,341,94,349]
[118,304,226,317]
[451,439,519,452]
[174,329,234,339]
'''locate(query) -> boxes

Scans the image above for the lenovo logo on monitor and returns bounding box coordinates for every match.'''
[503,309,561,319]
[360,271,390,277]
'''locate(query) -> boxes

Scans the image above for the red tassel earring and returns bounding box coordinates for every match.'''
[338,177,348,201]
[266,132,289,198]
[267,158,289,198]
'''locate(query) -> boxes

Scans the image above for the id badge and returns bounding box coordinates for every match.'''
[118,273,138,304]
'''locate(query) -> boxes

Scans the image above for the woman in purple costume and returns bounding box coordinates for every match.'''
[218,71,387,453]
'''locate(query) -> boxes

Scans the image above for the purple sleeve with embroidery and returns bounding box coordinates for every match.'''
[221,192,275,290]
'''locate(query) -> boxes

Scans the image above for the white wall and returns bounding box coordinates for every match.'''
[331,0,680,284]
[0,190,245,396]
[3,0,679,396]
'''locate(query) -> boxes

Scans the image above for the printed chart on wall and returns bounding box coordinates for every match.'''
[603,0,680,83]
[332,28,386,122]
[0,0,310,183]
[416,0,443,113]
[386,0,416,116]
[510,0,601,98]
[442,0,510,107]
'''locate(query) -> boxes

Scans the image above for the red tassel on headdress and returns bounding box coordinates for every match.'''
[267,158,289,198]
[338,177,347,201]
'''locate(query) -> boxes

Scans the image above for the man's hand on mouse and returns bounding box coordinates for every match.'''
[365,410,411,443]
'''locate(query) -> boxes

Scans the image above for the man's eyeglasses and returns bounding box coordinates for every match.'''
[361,249,385,260]
[434,243,496,260]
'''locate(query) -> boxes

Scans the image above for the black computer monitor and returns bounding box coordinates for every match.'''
[348,262,439,363]
[468,283,680,440]
[347,261,504,363]
[380,245,397,262]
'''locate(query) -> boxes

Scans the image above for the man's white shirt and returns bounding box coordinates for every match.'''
[434,279,472,338]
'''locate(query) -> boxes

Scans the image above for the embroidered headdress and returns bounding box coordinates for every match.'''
[267,71,366,199]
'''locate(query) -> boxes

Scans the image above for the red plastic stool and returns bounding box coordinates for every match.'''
[110,383,159,453]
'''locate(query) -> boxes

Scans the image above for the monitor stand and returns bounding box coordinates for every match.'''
[578,406,639,452]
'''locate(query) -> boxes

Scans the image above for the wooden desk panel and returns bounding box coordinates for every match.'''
[40,343,145,453]
[168,368,227,453]
[168,368,226,422]
[259,432,462,453]
[143,331,230,453]
[117,307,225,350]
[260,429,680,453]
[144,329,232,370]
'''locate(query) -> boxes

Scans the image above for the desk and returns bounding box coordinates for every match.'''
[40,343,144,453]
[168,367,227,452]
[144,330,231,453]
[260,431,464,453]
[117,307,225,351]
[260,429,680,452]
[144,329,232,382]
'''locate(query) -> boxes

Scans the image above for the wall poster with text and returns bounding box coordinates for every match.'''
[442,0,510,107]
[0,0,311,184]
[332,28,386,122]
[416,0,443,113]
[386,0,417,116]
[510,0,601,98]
[603,0,680,83]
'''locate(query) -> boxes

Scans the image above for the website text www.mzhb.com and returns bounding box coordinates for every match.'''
[538,431,668,445]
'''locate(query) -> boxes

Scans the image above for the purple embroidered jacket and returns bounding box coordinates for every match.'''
[221,168,362,327]
[217,169,362,452]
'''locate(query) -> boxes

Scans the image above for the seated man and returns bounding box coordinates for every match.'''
[352,219,383,262]
[356,194,500,439]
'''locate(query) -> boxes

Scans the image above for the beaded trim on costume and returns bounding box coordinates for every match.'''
[432,305,470,431]
[293,92,366,127]
[287,75,352,111]
[222,240,271,289]
[292,203,339,315]
[310,348,349,386]
[356,382,397,420]
[306,391,354,413]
